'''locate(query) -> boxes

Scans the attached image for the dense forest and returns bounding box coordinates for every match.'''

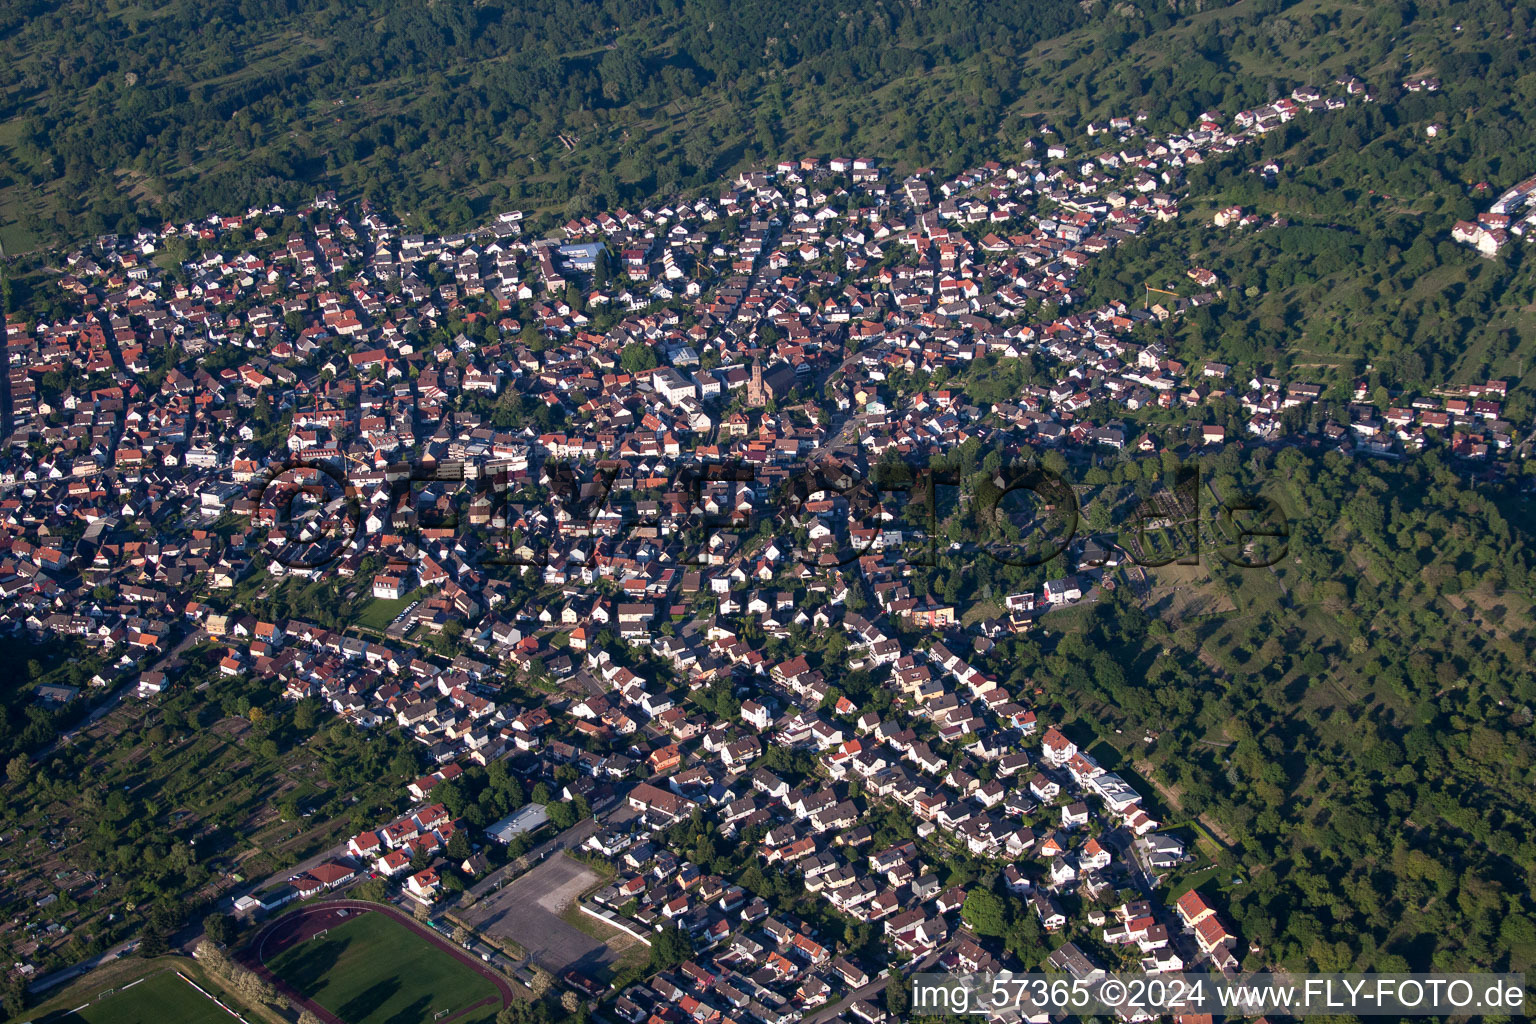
[1046,445,1536,973]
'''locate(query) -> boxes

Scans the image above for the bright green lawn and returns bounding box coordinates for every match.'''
[354,594,414,632]
[61,971,227,1024]
[264,912,501,1024]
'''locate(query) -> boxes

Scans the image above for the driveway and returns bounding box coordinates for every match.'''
[459,854,619,977]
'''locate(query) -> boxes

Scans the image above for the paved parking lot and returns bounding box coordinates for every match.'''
[461,854,619,976]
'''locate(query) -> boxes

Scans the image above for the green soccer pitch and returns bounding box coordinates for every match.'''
[60,971,230,1024]
[262,910,504,1024]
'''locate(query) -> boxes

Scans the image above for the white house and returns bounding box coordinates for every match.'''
[1043,576,1081,605]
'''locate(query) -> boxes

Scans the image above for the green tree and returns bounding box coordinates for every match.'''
[203,912,235,946]
[0,973,22,1016]
[620,342,658,373]
[138,927,168,957]
[293,698,318,731]
[352,877,389,903]
[885,974,910,1016]
[547,801,577,830]
[648,924,693,972]
[962,888,1006,937]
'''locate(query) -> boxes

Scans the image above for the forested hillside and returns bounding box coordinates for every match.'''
[1014,446,1536,973]
[0,0,1091,248]
[3,0,1534,258]
[7,0,1536,409]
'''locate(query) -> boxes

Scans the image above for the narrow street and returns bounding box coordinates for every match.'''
[41,627,206,757]
[467,799,619,900]
[803,939,954,1024]
[26,937,139,996]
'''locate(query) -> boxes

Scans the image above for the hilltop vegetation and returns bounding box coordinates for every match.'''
[0,0,1532,256]
[0,0,1087,248]
[1061,0,1536,400]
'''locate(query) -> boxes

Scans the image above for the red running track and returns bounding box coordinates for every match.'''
[240,899,518,1024]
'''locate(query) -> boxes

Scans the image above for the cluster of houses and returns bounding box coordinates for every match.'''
[228,786,473,917]
[558,610,1246,1023]
[1454,174,1536,255]
[201,526,1243,1018]
[607,922,881,1024]
[342,799,466,904]
[3,78,1512,1010]
[1,76,1513,676]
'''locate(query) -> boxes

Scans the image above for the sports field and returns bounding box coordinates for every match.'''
[262,908,504,1024]
[60,971,230,1024]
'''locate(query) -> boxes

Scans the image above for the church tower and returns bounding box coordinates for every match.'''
[746,358,765,408]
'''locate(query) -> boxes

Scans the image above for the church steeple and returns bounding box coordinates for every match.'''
[747,357,765,408]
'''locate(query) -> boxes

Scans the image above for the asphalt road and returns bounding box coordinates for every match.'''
[252,834,353,896]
